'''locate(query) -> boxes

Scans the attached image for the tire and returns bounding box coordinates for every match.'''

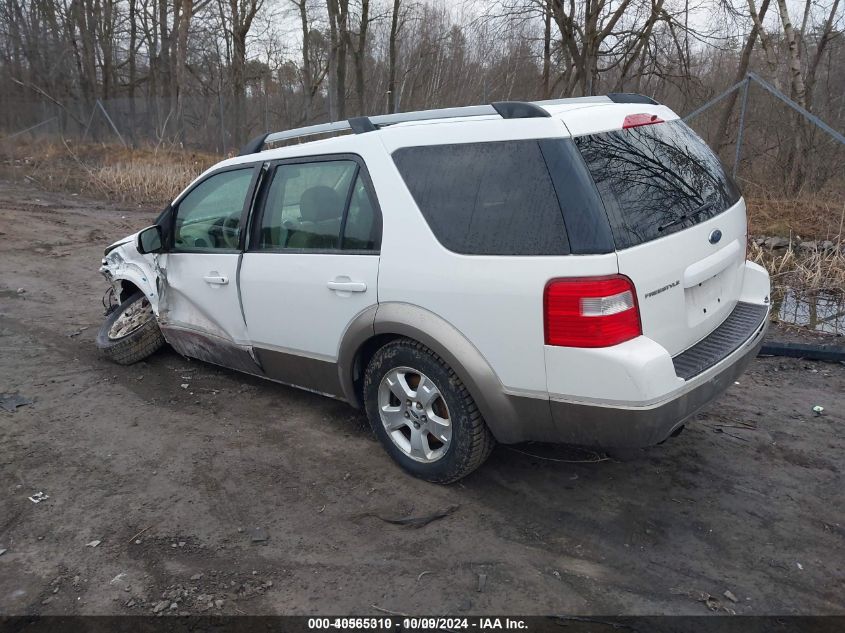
[96,291,165,365]
[363,338,495,483]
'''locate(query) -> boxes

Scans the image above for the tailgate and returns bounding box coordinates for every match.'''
[617,201,747,355]
[574,118,747,356]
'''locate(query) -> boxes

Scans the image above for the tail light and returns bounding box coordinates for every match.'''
[544,275,641,348]
[623,113,663,129]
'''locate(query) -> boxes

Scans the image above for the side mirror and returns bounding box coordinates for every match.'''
[137,225,163,254]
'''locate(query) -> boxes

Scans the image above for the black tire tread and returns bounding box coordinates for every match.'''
[363,337,495,483]
[96,292,165,365]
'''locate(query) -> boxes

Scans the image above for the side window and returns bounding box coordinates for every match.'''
[259,161,356,250]
[392,141,570,256]
[258,160,380,252]
[174,168,254,251]
[342,174,381,251]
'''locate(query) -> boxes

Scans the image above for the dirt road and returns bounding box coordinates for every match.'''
[1,181,843,616]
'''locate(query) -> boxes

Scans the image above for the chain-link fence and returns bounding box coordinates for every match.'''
[682,74,845,195]
[0,91,308,155]
[2,82,844,195]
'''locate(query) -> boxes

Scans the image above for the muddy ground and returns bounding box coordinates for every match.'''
[0,181,843,616]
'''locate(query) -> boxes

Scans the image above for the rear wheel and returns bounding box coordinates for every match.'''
[96,291,165,365]
[363,339,495,483]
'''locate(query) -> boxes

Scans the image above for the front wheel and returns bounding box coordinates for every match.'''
[96,291,165,365]
[363,339,495,483]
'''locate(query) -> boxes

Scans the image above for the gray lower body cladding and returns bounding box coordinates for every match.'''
[161,325,345,399]
[503,315,768,447]
[161,301,768,450]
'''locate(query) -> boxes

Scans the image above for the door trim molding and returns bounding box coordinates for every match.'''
[253,346,343,398]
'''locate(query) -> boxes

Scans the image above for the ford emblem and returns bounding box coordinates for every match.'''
[709,229,722,244]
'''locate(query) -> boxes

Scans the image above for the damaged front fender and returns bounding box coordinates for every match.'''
[99,234,161,313]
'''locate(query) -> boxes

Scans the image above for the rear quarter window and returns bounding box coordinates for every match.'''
[574,120,741,249]
[392,141,570,256]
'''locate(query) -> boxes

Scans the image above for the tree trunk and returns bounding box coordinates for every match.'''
[128,0,137,143]
[353,0,368,116]
[804,0,840,111]
[776,0,807,107]
[715,0,771,149]
[158,0,171,101]
[542,0,551,99]
[232,29,246,142]
[776,0,809,191]
[615,0,665,92]
[295,0,312,122]
[175,0,193,139]
[387,0,400,113]
[326,0,337,120]
[335,0,348,119]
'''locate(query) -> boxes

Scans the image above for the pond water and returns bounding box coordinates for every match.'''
[775,289,845,335]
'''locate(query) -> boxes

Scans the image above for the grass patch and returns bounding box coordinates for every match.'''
[745,191,845,241]
[95,160,202,203]
[751,241,845,296]
[0,139,219,205]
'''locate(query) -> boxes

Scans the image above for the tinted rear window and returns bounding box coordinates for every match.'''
[574,120,741,249]
[392,141,570,256]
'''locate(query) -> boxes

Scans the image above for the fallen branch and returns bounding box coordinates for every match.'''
[127,525,154,543]
[358,504,459,529]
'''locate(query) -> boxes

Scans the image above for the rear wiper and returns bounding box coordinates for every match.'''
[657,201,716,233]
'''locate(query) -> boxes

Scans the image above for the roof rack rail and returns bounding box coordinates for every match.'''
[247,104,499,154]
[238,95,634,155]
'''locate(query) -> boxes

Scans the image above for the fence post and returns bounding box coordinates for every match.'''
[733,76,750,179]
[82,101,97,142]
[97,100,127,147]
[219,91,226,154]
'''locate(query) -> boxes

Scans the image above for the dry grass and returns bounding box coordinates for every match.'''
[0,139,219,205]
[745,191,845,241]
[746,190,844,299]
[751,241,845,297]
[95,160,203,202]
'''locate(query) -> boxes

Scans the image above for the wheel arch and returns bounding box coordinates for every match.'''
[105,269,159,312]
[116,279,142,303]
[338,302,521,442]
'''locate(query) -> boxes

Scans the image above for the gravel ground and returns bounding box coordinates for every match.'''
[1,181,843,615]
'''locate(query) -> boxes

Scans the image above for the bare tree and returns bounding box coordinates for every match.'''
[387,0,401,112]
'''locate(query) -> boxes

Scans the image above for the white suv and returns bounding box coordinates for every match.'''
[97,95,771,483]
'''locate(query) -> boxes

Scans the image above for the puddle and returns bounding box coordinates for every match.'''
[775,289,845,334]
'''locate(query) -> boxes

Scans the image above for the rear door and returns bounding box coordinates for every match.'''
[574,118,746,355]
[158,165,261,372]
[239,156,382,394]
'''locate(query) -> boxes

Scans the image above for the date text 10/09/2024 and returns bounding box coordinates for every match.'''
[307,618,529,630]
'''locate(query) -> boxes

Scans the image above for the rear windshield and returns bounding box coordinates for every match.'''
[392,141,570,256]
[574,119,741,249]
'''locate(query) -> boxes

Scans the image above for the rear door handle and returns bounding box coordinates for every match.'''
[203,275,229,285]
[327,279,367,293]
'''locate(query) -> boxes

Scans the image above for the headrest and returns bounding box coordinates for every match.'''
[300,186,342,222]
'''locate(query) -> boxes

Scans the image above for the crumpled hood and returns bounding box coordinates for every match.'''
[104,232,138,256]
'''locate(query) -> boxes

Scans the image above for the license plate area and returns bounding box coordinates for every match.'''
[685,273,724,327]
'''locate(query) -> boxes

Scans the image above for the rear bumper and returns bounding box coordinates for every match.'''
[502,303,768,447]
